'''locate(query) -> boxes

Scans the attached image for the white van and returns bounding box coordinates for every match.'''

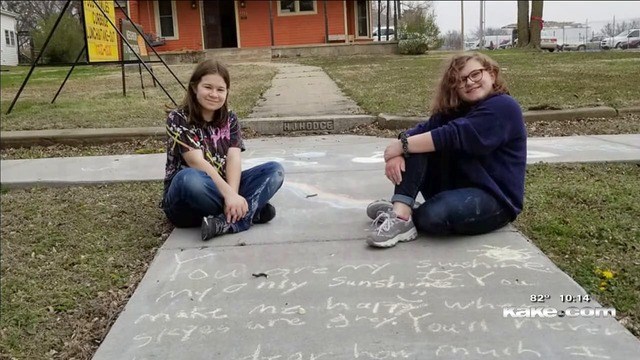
[372,26,395,41]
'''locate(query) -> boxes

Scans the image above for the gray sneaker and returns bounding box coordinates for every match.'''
[366,199,393,220]
[367,211,418,248]
[366,199,422,220]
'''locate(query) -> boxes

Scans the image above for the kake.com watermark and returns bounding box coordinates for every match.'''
[503,307,616,318]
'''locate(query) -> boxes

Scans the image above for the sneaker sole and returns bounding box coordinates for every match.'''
[366,227,418,248]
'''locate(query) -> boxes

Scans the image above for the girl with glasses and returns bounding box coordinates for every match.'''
[367,52,526,248]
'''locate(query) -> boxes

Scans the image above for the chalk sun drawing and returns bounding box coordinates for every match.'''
[468,245,534,262]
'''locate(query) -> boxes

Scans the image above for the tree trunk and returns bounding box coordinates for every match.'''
[517,0,530,47]
[528,0,544,49]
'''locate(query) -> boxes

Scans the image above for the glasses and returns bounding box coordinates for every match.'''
[457,69,486,88]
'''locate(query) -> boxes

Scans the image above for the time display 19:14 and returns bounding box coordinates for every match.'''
[560,294,591,303]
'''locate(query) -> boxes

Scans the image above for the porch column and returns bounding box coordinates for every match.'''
[343,0,348,43]
[268,0,274,46]
[324,0,328,43]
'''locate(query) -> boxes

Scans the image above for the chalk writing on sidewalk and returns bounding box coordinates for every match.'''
[112,247,634,359]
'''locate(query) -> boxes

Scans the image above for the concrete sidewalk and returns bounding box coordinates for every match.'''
[2,134,639,187]
[2,134,640,358]
[67,134,638,360]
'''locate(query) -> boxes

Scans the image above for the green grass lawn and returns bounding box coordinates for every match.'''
[1,163,638,358]
[515,163,640,337]
[0,63,276,131]
[295,50,640,116]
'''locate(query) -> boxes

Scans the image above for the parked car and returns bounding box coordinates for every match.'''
[464,40,479,51]
[620,29,640,49]
[586,35,605,50]
[495,39,513,49]
[372,26,395,41]
[540,36,559,52]
[563,36,604,51]
[621,38,640,49]
[601,29,640,49]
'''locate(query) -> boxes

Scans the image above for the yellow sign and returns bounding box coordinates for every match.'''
[83,0,119,62]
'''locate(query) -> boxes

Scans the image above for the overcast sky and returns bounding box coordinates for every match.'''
[432,1,640,35]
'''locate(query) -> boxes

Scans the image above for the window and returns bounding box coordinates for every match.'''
[155,0,177,39]
[355,0,369,37]
[629,30,639,38]
[278,0,316,16]
[114,0,128,14]
[299,0,314,11]
[114,0,127,9]
[4,30,15,47]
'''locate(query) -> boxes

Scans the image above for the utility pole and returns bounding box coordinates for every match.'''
[585,19,589,44]
[461,0,465,50]
[613,15,616,35]
[479,0,484,49]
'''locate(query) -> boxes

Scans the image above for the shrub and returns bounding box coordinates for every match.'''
[396,2,443,54]
[32,13,85,64]
[398,36,429,55]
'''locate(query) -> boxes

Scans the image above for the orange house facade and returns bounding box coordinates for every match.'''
[115,0,374,52]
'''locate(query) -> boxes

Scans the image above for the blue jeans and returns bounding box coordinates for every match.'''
[163,161,284,232]
[391,154,511,236]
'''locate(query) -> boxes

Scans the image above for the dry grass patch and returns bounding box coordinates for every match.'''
[294,50,640,116]
[0,183,171,359]
[1,63,276,131]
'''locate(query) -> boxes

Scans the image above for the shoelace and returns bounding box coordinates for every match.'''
[372,212,399,235]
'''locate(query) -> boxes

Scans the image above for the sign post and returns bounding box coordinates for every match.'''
[121,19,152,98]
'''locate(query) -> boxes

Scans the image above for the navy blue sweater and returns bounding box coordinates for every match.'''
[405,94,526,219]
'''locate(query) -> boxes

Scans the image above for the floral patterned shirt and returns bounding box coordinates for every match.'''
[163,108,245,197]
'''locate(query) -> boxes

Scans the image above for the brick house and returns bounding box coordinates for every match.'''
[115,0,374,53]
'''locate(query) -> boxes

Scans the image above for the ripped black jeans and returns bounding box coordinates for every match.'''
[390,154,511,236]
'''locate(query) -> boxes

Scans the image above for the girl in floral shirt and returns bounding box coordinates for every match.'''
[163,60,284,241]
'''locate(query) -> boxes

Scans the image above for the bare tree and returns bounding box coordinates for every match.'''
[0,0,71,33]
[517,0,530,47]
[371,0,389,27]
[528,0,543,49]
[600,20,640,37]
[516,0,543,49]
[443,30,463,50]
[472,26,507,39]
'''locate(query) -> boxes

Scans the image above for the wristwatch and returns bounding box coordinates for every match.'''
[397,131,410,158]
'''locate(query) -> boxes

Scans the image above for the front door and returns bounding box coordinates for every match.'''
[203,0,238,48]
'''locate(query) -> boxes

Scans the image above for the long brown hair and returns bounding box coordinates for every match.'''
[430,52,508,116]
[180,60,230,128]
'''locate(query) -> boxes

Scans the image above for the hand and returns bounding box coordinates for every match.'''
[384,141,403,161]
[385,156,406,185]
[224,192,249,223]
